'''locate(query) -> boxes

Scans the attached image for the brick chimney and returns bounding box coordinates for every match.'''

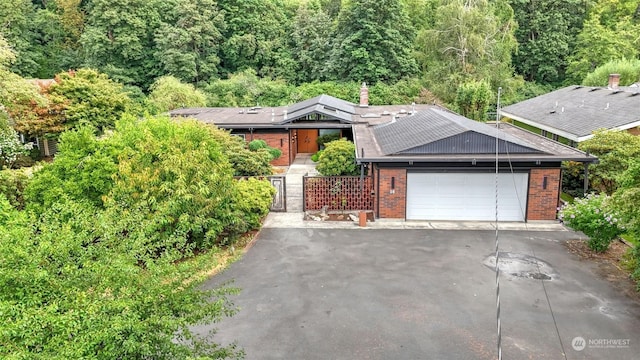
[359,82,369,107]
[608,74,620,90]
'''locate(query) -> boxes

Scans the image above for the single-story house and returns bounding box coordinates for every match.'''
[172,84,596,221]
[501,74,640,146]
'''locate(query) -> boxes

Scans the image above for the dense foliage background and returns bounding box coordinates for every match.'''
[1,0,638,122]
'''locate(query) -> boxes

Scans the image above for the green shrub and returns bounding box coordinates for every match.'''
[249,139,282,161]
[316,133,341,148]
[24,127,118,213]
[0,168,30,210]
[0,198,241,359]
[316,139,359,176]
[103,116,237,254]
[582,58,640,87]
[209,129,273,176]
[233,178,276,231]
[559,193,624,252]
[248,139,268,151]
[310,150,324,162]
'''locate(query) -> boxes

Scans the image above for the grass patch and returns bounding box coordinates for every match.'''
[560,192,575,204]
[621,233,639,247]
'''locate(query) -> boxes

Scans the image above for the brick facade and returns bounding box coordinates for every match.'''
[377,167,407,219]
[242,131,292,166]
[526,168,561,220]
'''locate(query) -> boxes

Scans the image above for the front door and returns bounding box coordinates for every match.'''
[297,129,319,153]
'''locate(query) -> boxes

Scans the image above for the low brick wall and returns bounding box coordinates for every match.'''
[304,176,374,211]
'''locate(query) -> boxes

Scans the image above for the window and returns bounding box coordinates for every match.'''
[231,133,246,140]
[541,130,548,137]
[552,134,559,141]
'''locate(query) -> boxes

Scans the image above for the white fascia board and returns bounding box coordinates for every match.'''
[501,111,580,142]
[577,120,640,142]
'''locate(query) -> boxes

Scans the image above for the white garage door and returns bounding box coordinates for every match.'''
[406,172,529,221]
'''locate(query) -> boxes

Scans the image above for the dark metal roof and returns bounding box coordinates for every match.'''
[354,121,597,164]
[373,108,542,155]
[501,85,640,141]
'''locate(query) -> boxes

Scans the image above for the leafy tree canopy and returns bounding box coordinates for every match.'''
[578,130,640,195]
[47,68,132,133]
[148,75,207,113]
[328,0,419,84]
[416,0,517,103]
[581,58,640,87]
[510,0,587,84]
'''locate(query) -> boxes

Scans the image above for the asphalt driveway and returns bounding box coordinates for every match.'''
[197,228,640,359]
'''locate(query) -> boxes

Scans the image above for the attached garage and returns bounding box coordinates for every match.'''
[406,172,529,221]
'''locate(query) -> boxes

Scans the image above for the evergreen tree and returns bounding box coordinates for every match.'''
[288,0,333,84]
[510,0,588,84]
[328,0,418,84]
[154,0,225,86]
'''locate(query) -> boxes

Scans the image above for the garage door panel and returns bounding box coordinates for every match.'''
[406,172,528,221]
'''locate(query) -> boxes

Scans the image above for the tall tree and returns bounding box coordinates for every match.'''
[328,0,419,84]
[288,0,333,84]
[218,0,292,78]
[510,0,588,84]
[80,0,166,88]
[154,0,225,86]
[566,0,640,83]
[0,0,39,76]
[416,0,517,102]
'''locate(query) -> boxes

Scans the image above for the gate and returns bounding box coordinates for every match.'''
[268,175,286,212]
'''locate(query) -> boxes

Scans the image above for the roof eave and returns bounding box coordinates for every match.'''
[500,111,580,142]
[356,155,598,164]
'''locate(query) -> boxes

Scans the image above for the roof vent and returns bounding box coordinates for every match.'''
[604,102,610,110]
[589,88,600,92]
[361,113,381,118]
[382,111,391,116]
[573,86,583,90]
[630,92,640,97]
[399,109,407,114]
[247,110,259,114]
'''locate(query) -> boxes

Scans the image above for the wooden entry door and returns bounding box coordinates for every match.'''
[297,129,318,153]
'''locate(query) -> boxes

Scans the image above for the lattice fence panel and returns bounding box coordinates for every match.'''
[304,176,373,211]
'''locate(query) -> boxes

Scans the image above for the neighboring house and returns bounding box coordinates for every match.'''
[501,74,640,146]
[172,84,596,221]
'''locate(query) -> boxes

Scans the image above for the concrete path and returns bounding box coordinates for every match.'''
[199,228,640,359]
[263,211,568,231]
[284,154,317,212]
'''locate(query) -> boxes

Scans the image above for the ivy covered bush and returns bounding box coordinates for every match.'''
[559,193,624,252]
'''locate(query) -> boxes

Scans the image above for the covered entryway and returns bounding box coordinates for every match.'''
[406,172,529,221]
